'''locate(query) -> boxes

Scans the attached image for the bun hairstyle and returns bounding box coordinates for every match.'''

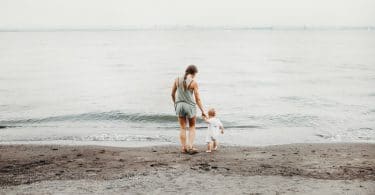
[183,65,198,90]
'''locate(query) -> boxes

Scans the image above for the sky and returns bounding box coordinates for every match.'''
[0,0,374,29]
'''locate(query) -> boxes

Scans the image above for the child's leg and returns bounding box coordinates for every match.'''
[206,142,212,152]
[213,140,218,150]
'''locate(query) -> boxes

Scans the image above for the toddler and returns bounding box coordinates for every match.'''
[203,108,224,153]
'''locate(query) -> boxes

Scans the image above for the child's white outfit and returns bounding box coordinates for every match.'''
[205,117,223,143]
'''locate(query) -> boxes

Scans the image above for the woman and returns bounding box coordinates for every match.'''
[171,65,206,153]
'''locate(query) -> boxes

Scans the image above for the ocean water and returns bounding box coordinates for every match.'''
[0,29,374,147]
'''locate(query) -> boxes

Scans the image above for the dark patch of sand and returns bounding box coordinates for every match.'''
[0,143,374,194]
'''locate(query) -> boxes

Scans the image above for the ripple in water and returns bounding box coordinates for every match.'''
[0,133,174,143]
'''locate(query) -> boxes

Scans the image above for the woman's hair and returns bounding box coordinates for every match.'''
[183,65,198,90]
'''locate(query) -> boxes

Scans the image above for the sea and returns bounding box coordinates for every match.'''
[0,29,374,147]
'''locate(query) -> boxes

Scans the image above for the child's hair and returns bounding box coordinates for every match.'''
[208,108,216,117]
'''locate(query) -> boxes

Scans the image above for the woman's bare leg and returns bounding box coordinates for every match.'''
[178,117,187,151]
[187,117,196,149]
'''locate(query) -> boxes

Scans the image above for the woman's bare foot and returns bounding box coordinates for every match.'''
[206,150,212,153]
[188,147,198,154]
[181,146,188,153]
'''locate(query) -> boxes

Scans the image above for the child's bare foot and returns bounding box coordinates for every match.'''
[206,150,212,153]
[213,145,218,151]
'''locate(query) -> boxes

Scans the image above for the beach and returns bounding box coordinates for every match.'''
[0,31,374,194]
[1,143,374,194]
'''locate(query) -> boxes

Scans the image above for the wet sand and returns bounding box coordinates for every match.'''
[1,143,374,194]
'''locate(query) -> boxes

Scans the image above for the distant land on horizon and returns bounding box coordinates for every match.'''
[1,25,375,32]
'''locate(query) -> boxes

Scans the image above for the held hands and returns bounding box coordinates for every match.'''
[221,130,224,134]
[201,112,209,123]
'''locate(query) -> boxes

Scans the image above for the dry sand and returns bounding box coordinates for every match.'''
[0,143,374,194]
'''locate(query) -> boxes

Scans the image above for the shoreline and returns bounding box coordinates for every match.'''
[1,143,374,194]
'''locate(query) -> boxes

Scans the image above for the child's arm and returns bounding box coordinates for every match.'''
[219,120,224,134]
[202,115,210,123]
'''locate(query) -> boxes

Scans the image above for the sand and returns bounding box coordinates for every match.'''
[0,143,374,194]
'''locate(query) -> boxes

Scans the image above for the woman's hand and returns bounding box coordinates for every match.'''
[201,112,210,123]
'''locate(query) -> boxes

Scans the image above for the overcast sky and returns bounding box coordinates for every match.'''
[0,0,374,28]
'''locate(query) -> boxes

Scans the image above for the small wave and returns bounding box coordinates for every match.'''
[197,125,261,129]
[270,58,297,63]
[0,125,20,129]
[315,133,333,139]
[255,113,321,128]
[224,125,261,129]
[162,125,261,130]
[0,111,178,125]
[0,111,243,128]
[316,127,375,142]
[1,133,173,142]
[279,96,340,107]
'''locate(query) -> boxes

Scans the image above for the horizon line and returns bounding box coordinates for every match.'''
[1,25,375,32]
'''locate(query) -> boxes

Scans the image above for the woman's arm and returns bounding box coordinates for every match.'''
[171,79,177,104]
[191,81,205,116]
